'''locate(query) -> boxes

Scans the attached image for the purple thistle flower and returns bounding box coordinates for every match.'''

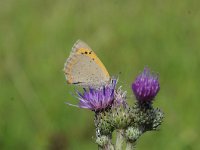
[113,86,127,107]
[73,79,117,111]
[132,68,160,102]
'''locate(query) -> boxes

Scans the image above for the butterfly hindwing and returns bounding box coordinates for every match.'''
[64,40,110,87]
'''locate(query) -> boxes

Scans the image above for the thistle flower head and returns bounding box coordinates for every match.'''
[132,68,160,102]
[113,86,127,107]
[76,79,117,112]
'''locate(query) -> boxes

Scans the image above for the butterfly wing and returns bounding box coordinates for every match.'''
[64,40,110,87]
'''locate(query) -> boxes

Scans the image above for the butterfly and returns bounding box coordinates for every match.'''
[64,40,110,87]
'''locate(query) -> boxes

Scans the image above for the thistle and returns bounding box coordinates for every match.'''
[132,67,160,103]
[77,79,116,112]
[65,68,164,150]
[66,78,117,111]
[125,68,163,149]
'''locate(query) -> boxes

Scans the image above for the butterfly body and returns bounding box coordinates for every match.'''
[64,40,110,87]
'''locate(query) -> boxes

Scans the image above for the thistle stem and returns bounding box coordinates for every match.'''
[105,140,115,150]
[107,140,115,150]
[98,138,114,150]
[115,129,124,150]
[126,141,135,150]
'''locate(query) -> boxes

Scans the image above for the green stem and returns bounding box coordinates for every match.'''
[115,129,124,150]
[98,146,103,150]
[126,141,135,150]
[106,140,115,150]
[98,138,114,150]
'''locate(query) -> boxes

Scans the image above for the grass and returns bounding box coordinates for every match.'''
[0,0,200,149]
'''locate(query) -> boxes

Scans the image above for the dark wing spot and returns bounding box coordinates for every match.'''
[85,51,88,54]
[92,58,95,61]
[89,51,92,54]
[81,53,84,54]
[73,82,83,84]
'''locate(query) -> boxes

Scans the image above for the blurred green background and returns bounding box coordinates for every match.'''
[1,0,200,149]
